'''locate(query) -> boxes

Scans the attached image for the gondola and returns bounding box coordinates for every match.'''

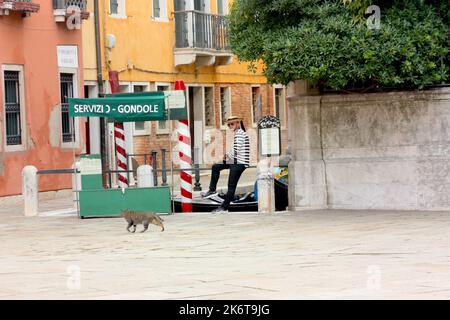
[171,176,289,213]
[171,192,258,212]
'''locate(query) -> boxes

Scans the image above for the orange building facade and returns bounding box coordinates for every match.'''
[0,0,88,197]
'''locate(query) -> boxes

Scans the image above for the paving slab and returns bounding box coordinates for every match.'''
[0,206,449,299]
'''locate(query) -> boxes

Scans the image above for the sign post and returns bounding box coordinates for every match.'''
[175,80,193,213]
[257,116,281,213]
[109,71,128,189]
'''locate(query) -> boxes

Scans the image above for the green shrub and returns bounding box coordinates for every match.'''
[229,0,450,90]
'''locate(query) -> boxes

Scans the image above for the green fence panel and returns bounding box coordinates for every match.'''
[79,186,172,218]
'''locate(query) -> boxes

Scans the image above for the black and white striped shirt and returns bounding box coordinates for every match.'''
[227,128,250,167]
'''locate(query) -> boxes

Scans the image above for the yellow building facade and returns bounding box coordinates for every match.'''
[82,0,288,182]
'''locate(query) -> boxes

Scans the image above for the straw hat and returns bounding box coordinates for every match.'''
[225,115,242,123]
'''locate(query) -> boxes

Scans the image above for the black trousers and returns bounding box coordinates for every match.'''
[209,163,246,209]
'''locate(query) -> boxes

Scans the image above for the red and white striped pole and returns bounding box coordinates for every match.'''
[109,71,128,188]
[174,80,192,212]
[114,123,128,188]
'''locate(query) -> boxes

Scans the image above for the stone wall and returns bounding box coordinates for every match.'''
[288,81,450,211]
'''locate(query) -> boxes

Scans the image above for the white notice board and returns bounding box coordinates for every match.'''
[57,45,79,68]
[80,157,102,175]
[165,91,185,109]
[260,127,280,156]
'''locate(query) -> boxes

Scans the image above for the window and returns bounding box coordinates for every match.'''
[174,0,186,11]
[251,86,261,125]
[152,0,167,20]
[60,73,75,143]
[110,0,126,17]
[204,87,215,127]
[133,84,151,136]
[153,0,160,17]
[134,85,146,133]
[3,70,22,146]
[220,87,231,127]
[110,0,118,14]
[156,84,170,134]
[274,86,286,127]
[217,0,228,15]
[194,0,206,11]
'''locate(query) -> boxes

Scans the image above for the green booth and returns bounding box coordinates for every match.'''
[69,91,186,218]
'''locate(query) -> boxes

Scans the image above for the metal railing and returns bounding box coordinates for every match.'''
[37,169,77,175]
[0,0,34,3]
[174,10,230,51]
[35,154,287,193]
[53,0,86,11]
[0,0,40,12]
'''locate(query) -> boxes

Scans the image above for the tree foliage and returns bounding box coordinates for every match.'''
[229,0,450,90]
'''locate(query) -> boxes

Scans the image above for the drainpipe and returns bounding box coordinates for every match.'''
[94,0,103,94]
[94,0,107,185]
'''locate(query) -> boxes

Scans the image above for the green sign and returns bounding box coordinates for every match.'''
[109,91,188,120]
[69,91,188,122]
[69,93,166,122]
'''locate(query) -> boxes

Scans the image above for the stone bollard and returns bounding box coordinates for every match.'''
[137,165,154,188]
[257,159,275,213]
[22,165,38,217]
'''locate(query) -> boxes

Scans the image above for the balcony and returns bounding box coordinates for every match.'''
[174,10,233,68]
[0,0,40,16]
[53,0,89,23]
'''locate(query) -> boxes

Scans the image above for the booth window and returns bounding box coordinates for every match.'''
[3,71,22,146]
[60,73,75,143]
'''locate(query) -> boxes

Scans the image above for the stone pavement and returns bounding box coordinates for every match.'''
[1,204,450,299]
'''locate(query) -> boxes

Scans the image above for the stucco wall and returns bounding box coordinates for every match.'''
[288,82,450,211]
[0,1,85,197]
[82,0,268,84]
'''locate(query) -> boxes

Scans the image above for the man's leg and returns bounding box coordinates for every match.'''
[208,163,229,192]
[221,165,246,210]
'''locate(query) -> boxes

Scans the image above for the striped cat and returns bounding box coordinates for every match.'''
[121,210,165,233]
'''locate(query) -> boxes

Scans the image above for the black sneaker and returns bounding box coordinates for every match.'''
[212,207,228,214]
[201,190,218,199]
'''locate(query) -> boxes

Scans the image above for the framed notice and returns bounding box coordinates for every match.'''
[260,128,280,156]
[80,157,102,175]
[164,91,185,109]
[258,115,281,156]
[57,45,78,68]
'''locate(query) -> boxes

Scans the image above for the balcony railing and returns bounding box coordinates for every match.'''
[174,10,230,51]
[0,0,40,15]
[53,0,89,21]
[53,0,86,11]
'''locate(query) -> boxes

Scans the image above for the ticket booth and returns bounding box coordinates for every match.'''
[69,90,186,218]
